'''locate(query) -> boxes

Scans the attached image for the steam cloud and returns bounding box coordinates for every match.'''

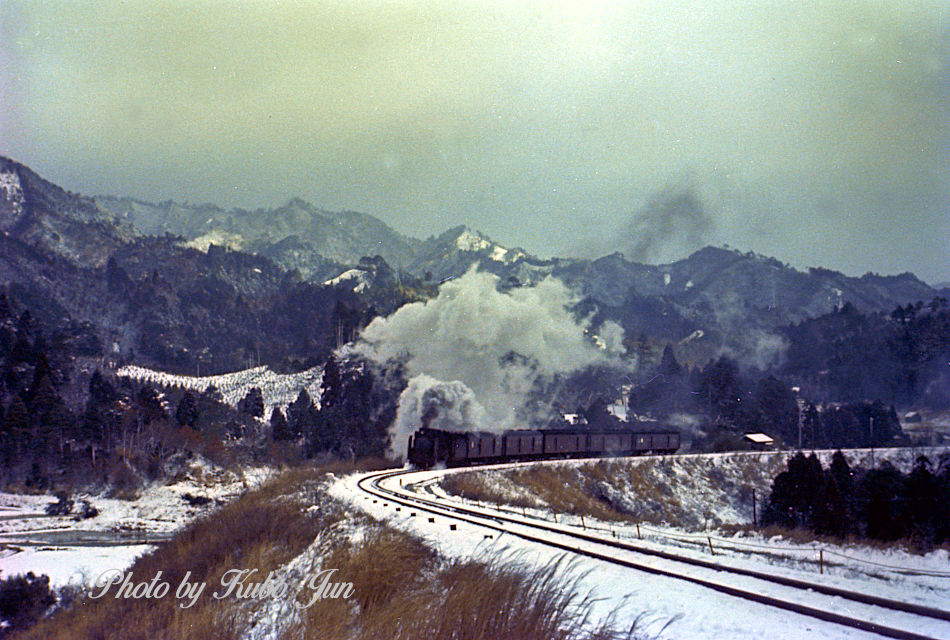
[356,267,612,458]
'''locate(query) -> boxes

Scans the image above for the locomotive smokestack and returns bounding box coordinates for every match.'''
[421,404,438,429]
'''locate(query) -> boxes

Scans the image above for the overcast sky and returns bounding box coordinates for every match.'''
[1,1,948,282]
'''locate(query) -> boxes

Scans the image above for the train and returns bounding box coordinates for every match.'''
[407,426,681,469]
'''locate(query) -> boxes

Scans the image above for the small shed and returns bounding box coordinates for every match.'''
[744,432,775,450]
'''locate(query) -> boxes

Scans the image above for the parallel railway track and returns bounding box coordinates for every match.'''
[356,466,950,640]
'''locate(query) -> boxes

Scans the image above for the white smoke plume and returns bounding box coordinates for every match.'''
[596,320,627,356]
[388,375,490,459]
[356,267,610,458]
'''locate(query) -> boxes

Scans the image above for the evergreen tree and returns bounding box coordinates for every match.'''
[28,374,73,453]
[321,355,342,409]
[270,407,294,441]
[135,386,166,425]
[83,371,120,444]
[239,387,264,418]
[175,391,199,428]
[753,376,798,444]
[288,389,317,440]
[904,456,946,546]
[2,396,29,464]
[657,344,683,377]
[828,450,854,511]
[856,461,907,541]
[195,386,229,434]
[763,452,825,529]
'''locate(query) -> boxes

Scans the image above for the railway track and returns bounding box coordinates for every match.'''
[355,466,950,640]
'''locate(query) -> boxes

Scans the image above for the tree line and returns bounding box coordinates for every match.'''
[763,451,950,547]
[627,345,903,450]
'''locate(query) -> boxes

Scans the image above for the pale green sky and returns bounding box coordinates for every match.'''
[2,1,948,282]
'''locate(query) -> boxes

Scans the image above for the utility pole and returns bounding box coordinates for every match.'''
[870,417,875,467]
[796,397,806,450]
[752,487,759,529]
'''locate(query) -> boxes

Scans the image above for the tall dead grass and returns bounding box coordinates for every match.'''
[291,529,656,640]
[443,462,638,522]
[443,454,787,530]
[15,459,660,640]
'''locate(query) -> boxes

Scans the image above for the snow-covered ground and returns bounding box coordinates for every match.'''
[331,449,950,640]
[442,447,948,529]
[117,364,323,418]
[0,458,273,588]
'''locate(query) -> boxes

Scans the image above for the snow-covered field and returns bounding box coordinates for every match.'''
[117,364,323,418]
[332,449,950,640]
[0,457,273,588]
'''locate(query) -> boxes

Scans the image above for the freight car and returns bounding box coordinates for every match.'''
[407,427,680,469]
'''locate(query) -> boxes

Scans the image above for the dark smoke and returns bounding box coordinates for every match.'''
[580,178,716,264]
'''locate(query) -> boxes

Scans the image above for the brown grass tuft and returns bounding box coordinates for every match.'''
[293,533,658,640]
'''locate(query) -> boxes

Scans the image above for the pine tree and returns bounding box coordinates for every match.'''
[270,407,294,441]
[83,371,120,444]
[857,461,907,541]
[239,387,264,418]
[288,389,317,439]
[175,391,199,428]
[321,355,342,409]
[904,456,945,546]
[657,344,683,377]
[5,396,30,460]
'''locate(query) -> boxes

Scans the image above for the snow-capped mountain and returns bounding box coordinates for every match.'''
[0,153,944,374]
[405,225,550,284]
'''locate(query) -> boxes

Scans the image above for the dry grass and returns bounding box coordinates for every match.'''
[16,459,659,640]
[443,462,639,523]
[442,453,790,530]
[291,530,656,640]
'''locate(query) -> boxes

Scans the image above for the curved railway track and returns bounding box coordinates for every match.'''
[356,466,950,640]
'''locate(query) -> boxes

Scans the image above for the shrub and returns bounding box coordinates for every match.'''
[77,499,99,520]
[0,572,56,636]
[44,491,73,517]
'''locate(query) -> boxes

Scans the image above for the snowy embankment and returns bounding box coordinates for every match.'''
[332,449,950,640]
[441,447,946,530]
[333,470,882,640]
[117,364,323,418]
[433,449,950,587]
[0,457,273,587]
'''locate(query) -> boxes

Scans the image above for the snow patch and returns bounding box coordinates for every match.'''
[117,364,323,417]
[455,229,493,253]
[0,461,273,588]
[0,171,25,217]
[455,229,524,263]
[323,268,369,292]
[182,230,245,252]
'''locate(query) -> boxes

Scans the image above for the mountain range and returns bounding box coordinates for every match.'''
[0,154,945,374]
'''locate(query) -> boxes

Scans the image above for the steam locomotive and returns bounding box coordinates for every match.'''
[407,426,680,469]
